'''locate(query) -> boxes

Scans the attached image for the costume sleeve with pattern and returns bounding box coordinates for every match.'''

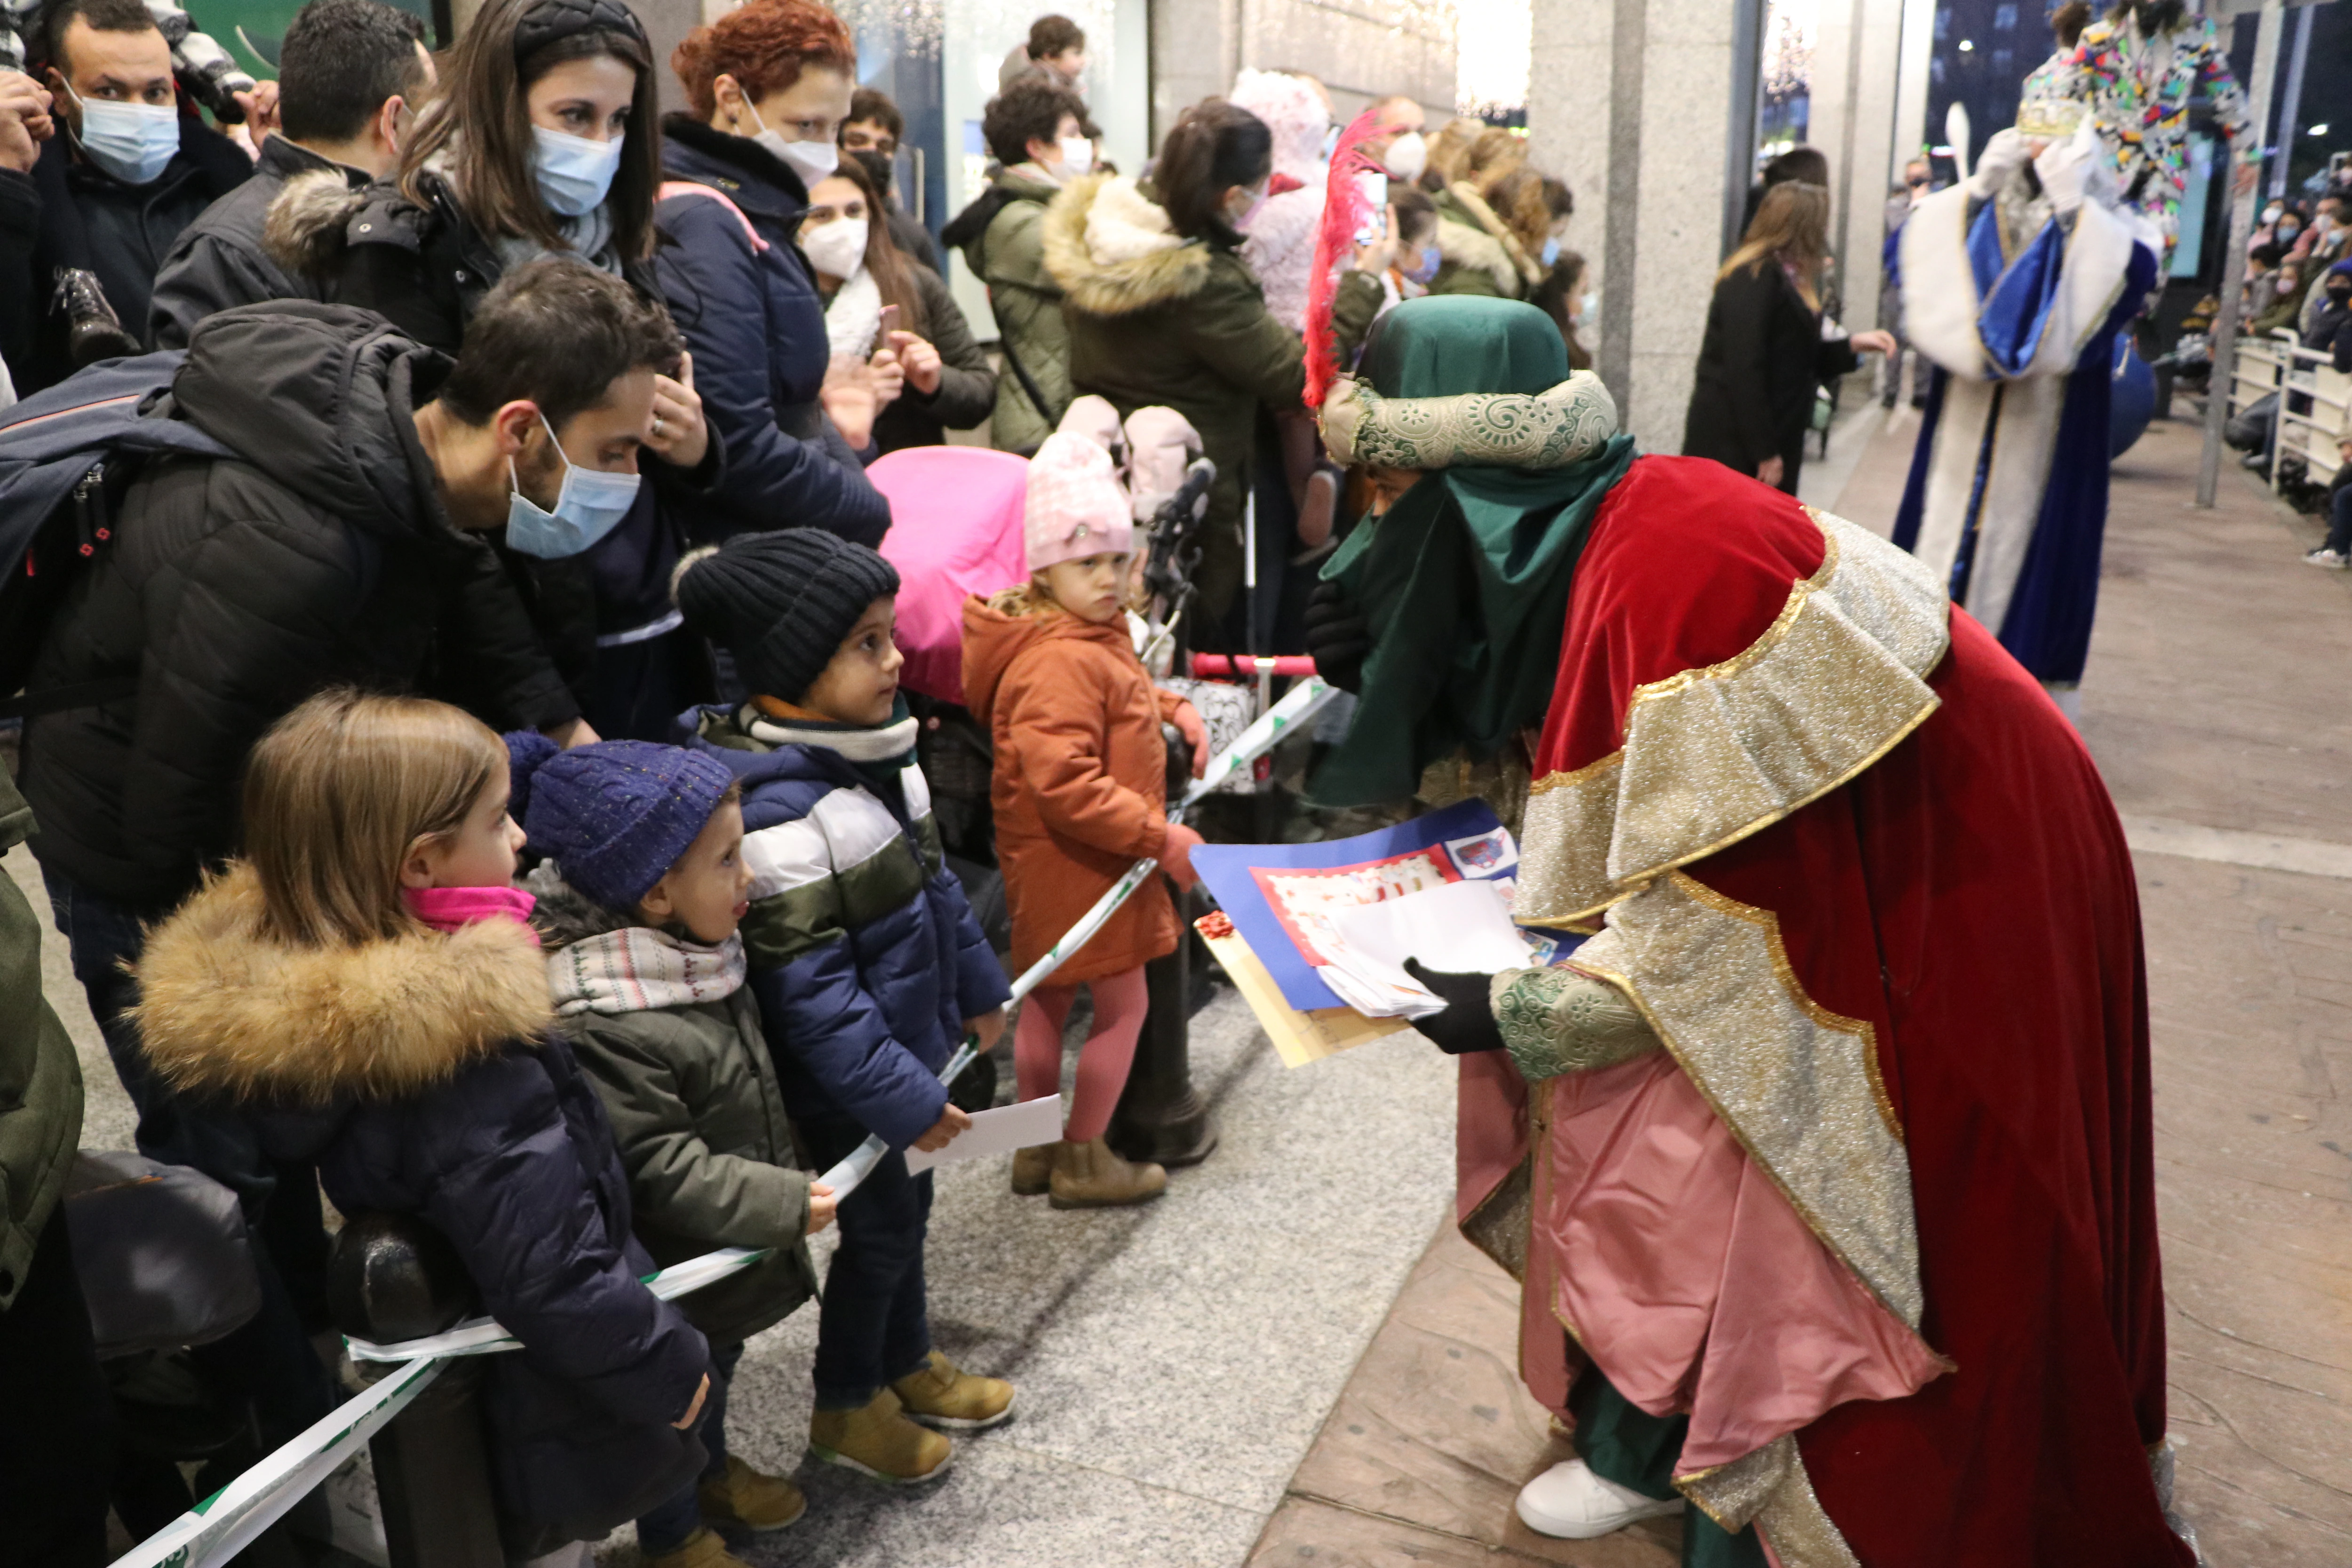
[1487,964,1661,1083]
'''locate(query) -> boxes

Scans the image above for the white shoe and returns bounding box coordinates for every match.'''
[1514,1459,1685,1540]
[2303,547,2349,569]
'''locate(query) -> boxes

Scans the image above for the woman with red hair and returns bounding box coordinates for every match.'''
[654,0,894,553]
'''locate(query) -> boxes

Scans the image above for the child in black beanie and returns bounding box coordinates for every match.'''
[674,530,1015,1484]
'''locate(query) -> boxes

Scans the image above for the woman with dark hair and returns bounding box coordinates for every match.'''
[1681,181,1892,494]
[270,0,717,742]
[653,0,891,539]
[801,154,995,454]
[1044,97,1307,637]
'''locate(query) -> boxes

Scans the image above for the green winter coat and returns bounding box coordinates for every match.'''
[1428,183,1542,302]
[945,168,1070,454]
[539,885,817,1349]
[0,771,83,1312]
[1044,172,1308,620]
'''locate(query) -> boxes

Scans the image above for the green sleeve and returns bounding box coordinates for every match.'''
[1329,268,1384,368]
[1184,259,1308,409]
[1489,965,1660,1082]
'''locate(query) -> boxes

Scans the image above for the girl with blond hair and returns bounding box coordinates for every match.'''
[133,691,713,1561]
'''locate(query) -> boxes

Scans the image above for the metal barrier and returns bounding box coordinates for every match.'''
[2233,330,2351,492]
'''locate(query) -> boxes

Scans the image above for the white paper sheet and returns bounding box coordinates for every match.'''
[1319,880,1540,1019]
[902,1096,1065,1174]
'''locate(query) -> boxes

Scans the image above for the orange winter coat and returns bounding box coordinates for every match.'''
[961,590,1186,985]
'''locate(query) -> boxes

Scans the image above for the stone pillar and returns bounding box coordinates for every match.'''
[1809,0,1911,339]
[1528,0,1765,452]
[1152,0,1242,149]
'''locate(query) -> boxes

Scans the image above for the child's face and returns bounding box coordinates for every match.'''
[638,799,752,944]
[1041,552,1131,625]
[798,596,904,727]
[404,759,526,889]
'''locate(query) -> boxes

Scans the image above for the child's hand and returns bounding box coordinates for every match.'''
[1173,701,1208,777]
[674,1372,710,1429]
[1159,823,1204,891]
[913,1102,972,1153]
[966,1008,1006,1054]
[806,1181,838,1236]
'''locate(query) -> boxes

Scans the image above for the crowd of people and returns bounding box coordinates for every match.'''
[0,1,1601,1562]
[0,0,2253,1564]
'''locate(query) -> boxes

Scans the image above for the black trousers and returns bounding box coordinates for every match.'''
[0,1205,115,1568]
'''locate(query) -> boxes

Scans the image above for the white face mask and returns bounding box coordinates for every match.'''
[68,84,179,186]
[745,100,839,188]
[800,215,869,278]
[1383,129,1427,184]
[1051,135,1094,179]
[1227,180,1269,232]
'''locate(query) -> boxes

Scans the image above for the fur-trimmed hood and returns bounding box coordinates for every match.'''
[134,863,555,1106]
[1043,173,1216,316]
[525,865,634,952]
[1438,182,1543,294]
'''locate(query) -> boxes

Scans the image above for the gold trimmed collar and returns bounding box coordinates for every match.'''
[1516,507,1950,927]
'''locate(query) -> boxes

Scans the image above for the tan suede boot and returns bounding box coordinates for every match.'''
[1011,1142,1055,1195]
[891,1349,1015,1431]
[643,1527,753,1568]
[1048,1137,1168,1209]
[697,1453,806,1531]
[807,1390,953,1484]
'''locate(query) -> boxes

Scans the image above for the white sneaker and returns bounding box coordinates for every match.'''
[1514,1459,1685,1540]
[2304,547,2350,569]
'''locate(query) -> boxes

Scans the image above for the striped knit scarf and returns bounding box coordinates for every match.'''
[548,926,747,1017]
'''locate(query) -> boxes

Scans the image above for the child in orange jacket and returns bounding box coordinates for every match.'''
[961,430,1207,1208]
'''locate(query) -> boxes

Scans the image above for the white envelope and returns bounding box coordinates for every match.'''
[902,1095,1064,1175]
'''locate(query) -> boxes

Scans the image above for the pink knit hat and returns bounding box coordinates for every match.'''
[1025,431,1134,573]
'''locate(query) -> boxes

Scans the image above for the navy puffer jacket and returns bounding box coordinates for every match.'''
[131,867,709,1551]
[680,703,1010,1146]
[655,115,891,548]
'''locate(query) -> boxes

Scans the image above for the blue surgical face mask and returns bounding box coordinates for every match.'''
[1403,243,1441,285]
[506,412,640,558]
[69,85,179,186]
[1541,235,1562,268]
[532,124,624,218]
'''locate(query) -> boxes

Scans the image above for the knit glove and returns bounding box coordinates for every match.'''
[1403,958,1505,1055]
[1303,579,1371,693]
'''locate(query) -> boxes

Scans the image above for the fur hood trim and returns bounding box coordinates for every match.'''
[1043,174,1215,317]
[1440,182,1544,292]
[134,863,555,1106]
[264,167,370,278]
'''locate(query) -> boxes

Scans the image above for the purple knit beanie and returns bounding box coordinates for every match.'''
[504,734,736,911]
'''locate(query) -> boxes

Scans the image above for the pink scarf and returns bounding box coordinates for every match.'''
[403,885,540,944]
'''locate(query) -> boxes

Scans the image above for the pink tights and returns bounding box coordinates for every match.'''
[1013,967,1150,1145]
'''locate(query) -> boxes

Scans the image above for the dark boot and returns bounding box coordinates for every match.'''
[53,268,140,367]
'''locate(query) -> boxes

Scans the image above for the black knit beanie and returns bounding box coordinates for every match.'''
[677,530,902,703]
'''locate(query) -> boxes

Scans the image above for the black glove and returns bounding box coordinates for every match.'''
[1404,958,1505,1055]
[1303,579,1371,694]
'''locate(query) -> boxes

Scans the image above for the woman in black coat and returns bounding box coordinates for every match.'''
[1682,181,1893,494]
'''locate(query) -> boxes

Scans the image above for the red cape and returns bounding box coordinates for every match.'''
[1474,456,2182,1565]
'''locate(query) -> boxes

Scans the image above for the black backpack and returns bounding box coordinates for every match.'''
[0,353,234,719]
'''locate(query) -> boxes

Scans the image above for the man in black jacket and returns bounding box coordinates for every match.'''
[22,254,681,1255]
[22,0,252,391]
[148,0,432,348]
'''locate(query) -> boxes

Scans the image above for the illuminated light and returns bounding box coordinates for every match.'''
[2310,123,2331,137]
[1958,38,1975,51]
